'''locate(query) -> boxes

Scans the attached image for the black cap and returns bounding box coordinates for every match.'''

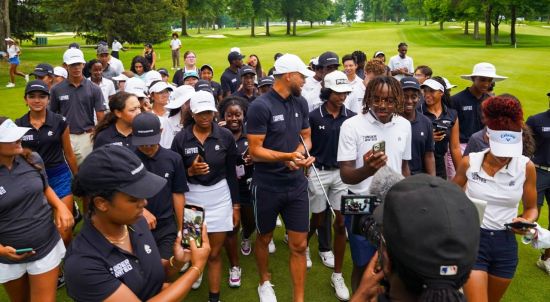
[228,51,245,62]
[68,42,80,49]
[400,77,420,91]
[145,43,153,48]
[200,64,214,74]
[318,51,340,67]
[76,145,166,199]
[31,63,54,77]
[240,65,256,77]
[158,68,169,76]
[258,76,274,88]
[195,80,213,93]
[132,112,161,146]
[374,174,480,288]
[25,80,50,96]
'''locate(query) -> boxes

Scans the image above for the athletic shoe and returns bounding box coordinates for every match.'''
[306,247,312,269]
[192,272,203,289]
[283,233,288,245]
[229,266,242,288]
[6,82,15,88]
[536,257,550,275]
[180,261,190,273]
[331,273,350,301]
[241,238,252,256]
[319,250,335,268]
[25,74,30,82]
[276,216,282,227]
[268,238,276,254]
[57,272,65,289]
[258,281,277,302]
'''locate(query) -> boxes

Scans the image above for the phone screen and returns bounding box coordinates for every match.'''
[182,205,205,248]
[372,141,385,154]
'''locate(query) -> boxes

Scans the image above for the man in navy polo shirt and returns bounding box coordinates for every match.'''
[221,51,244,97]
[232,65,258,102]
[247,53,315,302]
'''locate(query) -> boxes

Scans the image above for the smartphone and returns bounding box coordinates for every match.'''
[372,141,385,154]
[197,146,206,162]
[182,205,205,248]
[504,221,537,230]
[15,248,34,255]
[340,195,380,215]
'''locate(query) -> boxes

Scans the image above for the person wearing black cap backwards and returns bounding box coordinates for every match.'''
[64,144,210,301]
[31,63,55,89]
[247,54,316,302]
[0,116,74,302]
[221,51,245,97]
[351,174,480,302]
[200,64,223,103]
[232,65,258,103]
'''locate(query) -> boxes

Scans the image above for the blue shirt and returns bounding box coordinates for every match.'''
[65,218,164,302]
[309,102,355,169]
[451,88,489,143]
[526,110,550,166]
[408,113,435,175]
[246,90,310,191]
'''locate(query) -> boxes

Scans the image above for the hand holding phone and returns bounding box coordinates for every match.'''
[372,141,385,154]
[15,248,34,255]
[504,221,537,230]
[182,205,205,249]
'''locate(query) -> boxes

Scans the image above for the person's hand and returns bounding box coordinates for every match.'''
[54,203,75,232]
[190,223,210,271]
[0,245,35,262]
[289,151,315,168]
[188,155,209,176]
[351,251,385,302]
[218,120,227,127]
[243,154,253,166]
[510,217,534,235]
[143,208,157,230]
[433,130,446,142]
[232,207,241,229]
[362,150,387,174]
[173,231,191,266]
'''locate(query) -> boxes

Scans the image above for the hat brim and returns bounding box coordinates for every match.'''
[300,68,316,78]
[329,85,353,93]
[0,127,31,143]
[31,71,50,77]
[149,82,174,94]
[118,170,166,199]
[131,133,161,146]
[127,89,146,98]
[401,85,420,91]
[460,74,507,82]
[64,58,86,65]
[489,139,522,157]
[192,105,218,114]
[241,71,256,77]
[421,80,444,92]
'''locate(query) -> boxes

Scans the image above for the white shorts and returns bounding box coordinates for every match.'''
[185,179,233,233]
[69,133,93,165]
[308,169,347,214]
[0,239,66,283]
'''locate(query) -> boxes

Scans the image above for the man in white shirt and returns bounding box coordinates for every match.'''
[303,51,341,112]
[388,42,414,81]
[97,43,124,79]
[111,39,124,59]
[170,33,182,70]
[342,54,366,114]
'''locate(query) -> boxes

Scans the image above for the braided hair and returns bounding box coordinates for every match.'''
[362,76,404,115]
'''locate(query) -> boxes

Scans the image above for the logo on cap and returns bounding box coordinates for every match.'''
[130,163,144,175]
[137,129,154,134]
[335,79,347,85]
[440,265,458,276]
[0,186,6,196]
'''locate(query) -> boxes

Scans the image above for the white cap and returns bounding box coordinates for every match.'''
[0,119,30,143]
[323,71,352,93]
[145,70,162,88]
[442,77,457,89]
[230,47,242,54]
[125,77,147,98]
[190,90,217,114]
[421,79,445,92]
[4,37,14,43]
[273,54,315,77]
[148,81,173,94]
[112,74,129,82]
[487,128,522,157]
[374,51,385,57]
[166,85,195,109]
[309,57,319,66]
[63,48,86,65]
[460,62,507,82]
[53,67,67,79]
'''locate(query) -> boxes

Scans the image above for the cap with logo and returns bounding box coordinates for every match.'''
[166,85,195,110]
[460,62,507,82]
[183,71,199,80]
[400,77,420,91]
[31,63,54,77]
[190,90,218,114]
[240,65,256,77]
[75,144,166,199]
[63,48,86,65]
[25,80,50,96]
[195,80,213,94]
[323,71,352,93]
[158,68,169,77]
[125,78,147,98]
[273,54,315,78]
[421,79,445,92]
[318,51,340,67]
[96,44,109,55]
[0,119,30,143]
[258,76,274,88]
[486,128,523,157]
[132,112,162,146]
[145,70,162,88]
[53,67,68,79]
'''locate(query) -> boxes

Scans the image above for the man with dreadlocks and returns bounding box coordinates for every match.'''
[337,75,411,292]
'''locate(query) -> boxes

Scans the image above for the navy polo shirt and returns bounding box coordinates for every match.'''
[0,154,60,264]
[172,69,184,87]
[65,218,164,302]
[408,113,435,175]
[211,80,223,101]
[170,123,239,203]
[220,67,240,95]
[233,89,258,103]
[16,109,69,169]
[135,147,189,220]
[309,102,355,168]
[419,103,457,156]
[246,90,310,191]
[526,110,550,166]
[49,78,106,134]
[93,124,135,151]
[451,88,489,143]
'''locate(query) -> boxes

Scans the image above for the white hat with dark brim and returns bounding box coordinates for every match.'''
[460,62,507,82]
[0,119,31,143]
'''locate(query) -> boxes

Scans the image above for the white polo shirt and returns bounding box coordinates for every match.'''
[344,76,366,114]
[160,114,184,149]
[170,38,182,51]
[89,78,116,109]
[112,41,123,52]
[337,111,411,195]
[465,149,529,230]
[108,56,125,75]
[302,76,322,112]
[388,55,414,81]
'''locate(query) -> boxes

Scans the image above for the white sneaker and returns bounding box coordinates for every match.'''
[283,233,288,245]
[25,74,30,82]
[6,82,15,88]
[228,266,242,287]
[258,281,277,302]
[180,261,190,273]
[241,238,252,256]
[306,247,312,269]
[536,258,550,275]
[331,273,350,301]
[192,272,203,289]
[319,250,335,268]
[268,239,276,254]
[276,216,282,227]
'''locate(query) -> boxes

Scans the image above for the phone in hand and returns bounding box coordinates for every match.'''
[197,146,206,162]
[15,248,34,255]
[504,221,537,230]
[372,141,385,154]
[182,205,205,249]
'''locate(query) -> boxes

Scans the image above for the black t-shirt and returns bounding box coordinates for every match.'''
[419,103,457,156]
[464,128,488,156]
[16,109,69,169]
[234,131,253,202]
[233,89,258,103]
[408,113,435,175]
[172,69,184,87]
[170,123,239,203]
[220,67,240,95]
[246,90,310,191]
[93,124,135,151]
[451,88,489,143]
[526,110,550,166]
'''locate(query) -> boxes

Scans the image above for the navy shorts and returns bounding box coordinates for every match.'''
[45,163,72,199]
[252,181,309,234]
[473,228,518,279]
[344,214,376,267]
[151,217,177,260]
[536,168,550,207]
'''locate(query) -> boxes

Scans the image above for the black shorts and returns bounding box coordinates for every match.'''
[151,217,177,260]
[252,181,309,234]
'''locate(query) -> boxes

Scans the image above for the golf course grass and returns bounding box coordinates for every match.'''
[1,21,549,301]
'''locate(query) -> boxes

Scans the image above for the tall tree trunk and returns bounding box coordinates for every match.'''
[510,5,516,46]
[424,15,427,26]
[310,21,313,28]
[286,14,291,35]
[0,0,9,51]
[493,15,499,43]
[474,19,480,40]
[266,16,270,36]
[485,4,492,46]
[439,21,444,30]
[181,14,189,36]
[464,21,469,35]
[251,17,255,37]
[292,18,297,36]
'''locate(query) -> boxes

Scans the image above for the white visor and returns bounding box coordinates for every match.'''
[487,128,522,157]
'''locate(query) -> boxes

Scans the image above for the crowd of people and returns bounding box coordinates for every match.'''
[1,35,550,302]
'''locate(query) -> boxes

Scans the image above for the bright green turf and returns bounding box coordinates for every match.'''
[1,22,549,301]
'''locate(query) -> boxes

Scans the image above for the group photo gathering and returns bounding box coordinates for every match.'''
[1,0,550,301]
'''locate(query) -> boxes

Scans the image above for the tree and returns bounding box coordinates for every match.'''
[229,0,253,30]
[423,0,453,30]
[405,0,427,25]
[9,0,48,41]
[171,0,190,36]
[484,1,492,46]
[302,0,332,28]
[0,0,9,51]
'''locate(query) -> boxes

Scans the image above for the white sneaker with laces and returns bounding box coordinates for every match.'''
[276,216,282,227]
[258,281,277,302]
[228,266,242,287]
[536,258,550,275]
[192,272,203,289]
[331,273,350,301]
[268,238,276,254]
[319,250,335,268]
[6,82,15,88]
[241,238,252,256]
[306,247,312,269]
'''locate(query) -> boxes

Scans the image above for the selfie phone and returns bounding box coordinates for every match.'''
[372,141,385,154]
[504,221,537,230]
[197,146,206,162]
[15,248,34,255]
[182,205,205,248]
[341,195,380,215]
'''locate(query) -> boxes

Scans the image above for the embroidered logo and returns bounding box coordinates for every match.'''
[462,106,473,111]
[542,127,550,132]
[109,259,133,278]
[0,186,6,195]
[144,244,152,254]
[21,134,33,141]
[440,265,458,276]
[164,172,170,178]
[420,132,424,136]
[319,125,325,130]
[272,114,284,122]
[362,135,377,142]
[471,172,487,183]
[295,113,299,118]
[509,181,515,187]
[47,131,53,136]
[215,145,220,151]
[59,95,69,101]
[185,147,198,155]
[130,163,144,175]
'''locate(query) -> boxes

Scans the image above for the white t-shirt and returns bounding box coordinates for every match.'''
[170,38,182,51]
[388,55,414,81]
[160,113,184,149]
[7,45,19,58]
[465,149,529,230]
[112,41,123,52]
[337,112,412,195]
[302,76,322,112]
[108,57,125,75]
[89,78,116,109]
[344,76,366,114]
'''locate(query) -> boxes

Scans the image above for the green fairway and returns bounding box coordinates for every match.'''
[1,22,549,301]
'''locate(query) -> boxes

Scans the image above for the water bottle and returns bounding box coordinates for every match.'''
[521,228,536,245]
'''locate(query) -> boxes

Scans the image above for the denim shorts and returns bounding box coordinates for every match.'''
[45,163,72,199]
[8,56,20,65]
[473,228,518,279]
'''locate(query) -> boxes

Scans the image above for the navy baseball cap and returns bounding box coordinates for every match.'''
[400,77,420,91]
[75,144,166,199]
[240,65,256,77]
[158,68,169,77]
[258,76,274,88]
[25,80,50,96]
[200,64,214,74]
[228,51,245,62]
[195,80,213,93]
[31,63,54,77]
[132,112,161,146]
[318,51,340,67]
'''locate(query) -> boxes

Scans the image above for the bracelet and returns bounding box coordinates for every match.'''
[188,265,202,275]
[233,205,240,209]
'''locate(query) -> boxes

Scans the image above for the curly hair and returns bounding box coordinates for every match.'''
[365,59,387,76]
[130,56,151,74]
[362,76,404,115]
[482,94,523,132]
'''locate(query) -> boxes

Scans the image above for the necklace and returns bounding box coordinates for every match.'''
[104,225,129,245]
